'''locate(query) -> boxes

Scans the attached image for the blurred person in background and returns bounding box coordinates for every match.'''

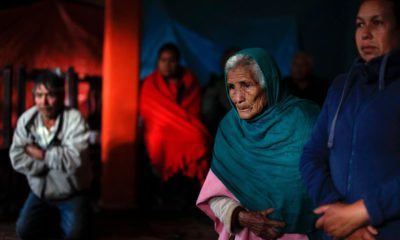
[284,52,328,107]
[202,47,239,137]
[140,43,211,210]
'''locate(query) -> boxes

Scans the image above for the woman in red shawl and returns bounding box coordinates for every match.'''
[140,43,211,185]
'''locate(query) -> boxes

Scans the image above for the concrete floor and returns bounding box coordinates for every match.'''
[95,209,217,240]
[0,149,218,239]
[0,208,217,240]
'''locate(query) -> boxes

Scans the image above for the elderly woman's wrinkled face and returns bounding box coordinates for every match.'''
[227,66,268,120]
[356,0,400,62]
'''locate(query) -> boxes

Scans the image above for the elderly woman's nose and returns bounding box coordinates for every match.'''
[232,89,245,103]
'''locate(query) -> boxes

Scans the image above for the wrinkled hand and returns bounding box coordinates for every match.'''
[238,208,286,240]
[314,200,370,239]
[345,226,378,240]
[25,144,45,160]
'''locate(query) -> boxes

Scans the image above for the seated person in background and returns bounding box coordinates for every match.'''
[284,52,328,107]
[202,47,239,137]
[10,71,93,239]
[139,43,211,187]
[197,48,321,240]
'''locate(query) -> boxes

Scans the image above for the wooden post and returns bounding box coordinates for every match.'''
[3,65,12,147]
[66,67,78,109]
[17,66,26,117]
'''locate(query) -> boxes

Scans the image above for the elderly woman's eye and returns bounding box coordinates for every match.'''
[228,84,235,90]
[244,83,252,89]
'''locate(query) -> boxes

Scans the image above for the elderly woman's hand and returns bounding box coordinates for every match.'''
[237,208,286,240]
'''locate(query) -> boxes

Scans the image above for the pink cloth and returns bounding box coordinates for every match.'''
[196,170,309,240]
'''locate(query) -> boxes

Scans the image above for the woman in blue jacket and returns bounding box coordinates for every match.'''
[300,0,400,239]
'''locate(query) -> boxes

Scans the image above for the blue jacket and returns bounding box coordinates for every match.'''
[300,50,400,240]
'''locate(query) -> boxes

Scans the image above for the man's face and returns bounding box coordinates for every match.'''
[157,50,180,78]
[227,66,267,120]
[34,84,63,119]
[355,0,400,62]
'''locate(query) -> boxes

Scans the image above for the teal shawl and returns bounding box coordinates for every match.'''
[211,48,320,234]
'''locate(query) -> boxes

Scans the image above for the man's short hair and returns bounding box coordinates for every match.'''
[33,71,65,94]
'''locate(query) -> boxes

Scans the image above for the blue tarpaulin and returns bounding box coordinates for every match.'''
[141,0,299,86]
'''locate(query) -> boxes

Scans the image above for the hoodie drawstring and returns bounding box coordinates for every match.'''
[327,69,352,149]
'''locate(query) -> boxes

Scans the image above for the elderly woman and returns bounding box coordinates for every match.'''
[300,0,400,239]
[197,48,321,240]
